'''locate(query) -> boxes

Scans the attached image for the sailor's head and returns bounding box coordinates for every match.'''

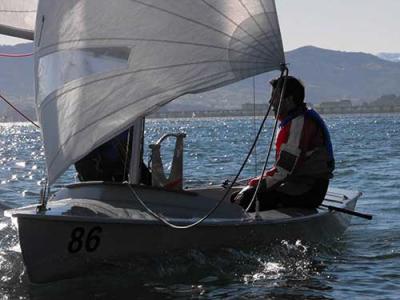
[269,76,305,118]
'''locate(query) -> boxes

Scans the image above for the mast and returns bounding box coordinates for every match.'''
[129,117,145,184]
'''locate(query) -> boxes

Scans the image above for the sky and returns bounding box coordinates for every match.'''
[276,0,400,54]
[0,0,399,54]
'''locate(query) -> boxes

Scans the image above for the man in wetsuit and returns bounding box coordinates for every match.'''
[234,76,335,211]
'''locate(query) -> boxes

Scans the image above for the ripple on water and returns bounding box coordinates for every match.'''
[0,218,27,298]
[0,116,399,299]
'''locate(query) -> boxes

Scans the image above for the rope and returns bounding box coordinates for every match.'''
[123,127,133,181]
[0,93,40,128]
[245,67,289,212]
[252,76,257,176]
[0,52,34,58]
[37,178,50,212]
[0,51,38,127]
[128,84,275,229]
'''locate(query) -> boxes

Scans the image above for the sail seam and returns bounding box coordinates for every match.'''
[38,59,275,110]
[259,0,284,61]
[239,0,281,61]
[44,66,276,173]
[200,0,276,59]
[130,0,271,58]
[37,38,270,61]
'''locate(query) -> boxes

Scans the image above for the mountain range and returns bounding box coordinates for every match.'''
[377,53,400,63]
[1,43,400,116]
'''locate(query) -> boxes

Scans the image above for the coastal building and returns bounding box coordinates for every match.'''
[315,99,353,114]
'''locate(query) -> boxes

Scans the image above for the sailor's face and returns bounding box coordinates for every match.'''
[269,88,281,116]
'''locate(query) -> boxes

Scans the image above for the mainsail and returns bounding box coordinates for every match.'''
[35,0,286,184]
[0,0,37,40]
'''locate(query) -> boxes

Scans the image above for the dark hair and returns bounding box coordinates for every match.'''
[270,76,305,105]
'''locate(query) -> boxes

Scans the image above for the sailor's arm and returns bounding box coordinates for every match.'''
[248,116,307,190]
[265,143,302,188]
[248,143,302,188]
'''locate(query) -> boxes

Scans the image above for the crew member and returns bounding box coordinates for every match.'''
[233,76,335,211]
[75,128,151,184]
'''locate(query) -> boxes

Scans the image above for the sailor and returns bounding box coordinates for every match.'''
[75,128,151,184]
[233,76,335,211]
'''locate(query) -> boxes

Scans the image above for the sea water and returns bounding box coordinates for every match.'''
[0,114,399,299]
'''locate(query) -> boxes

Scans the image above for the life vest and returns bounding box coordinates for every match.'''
[249,107,334,195]
[305,109,334,166]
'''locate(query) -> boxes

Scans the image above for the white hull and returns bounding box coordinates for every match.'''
[7,183,360,283]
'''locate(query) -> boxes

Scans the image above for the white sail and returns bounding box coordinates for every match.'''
[35,0,285,184]
[0,0,37,40]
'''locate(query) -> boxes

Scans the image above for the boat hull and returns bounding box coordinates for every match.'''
[9,184,359,283]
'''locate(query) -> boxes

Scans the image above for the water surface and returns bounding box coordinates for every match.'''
[0,114,398,299]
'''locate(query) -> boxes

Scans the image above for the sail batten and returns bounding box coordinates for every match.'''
[35,0,285,184]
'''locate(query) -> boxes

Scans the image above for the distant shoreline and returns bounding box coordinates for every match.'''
[148,107,400,119]
[0,106,400,125]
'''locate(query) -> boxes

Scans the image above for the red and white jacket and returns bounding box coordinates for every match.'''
[249,108,334,195]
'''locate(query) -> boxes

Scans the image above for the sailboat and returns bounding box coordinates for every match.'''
[1,0,364,283]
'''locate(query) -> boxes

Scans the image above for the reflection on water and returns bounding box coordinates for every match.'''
[26,240,333,300]
[0,217,26,298]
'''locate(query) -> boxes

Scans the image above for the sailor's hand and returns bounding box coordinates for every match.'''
[232,185,256,206]
[258,179,267,193]
[248,177,260,187]
[248,171,272,187]
[248,177,267,192]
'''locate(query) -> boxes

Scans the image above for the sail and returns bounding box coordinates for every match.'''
[35,0,285,184]
[0,0,37,40]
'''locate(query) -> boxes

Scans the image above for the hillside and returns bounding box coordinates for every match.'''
[174,46,400,109]
[1,44,400,116]
[285,46,400,103]
[378,53,400,63]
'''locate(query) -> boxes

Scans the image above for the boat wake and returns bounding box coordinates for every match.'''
[243,240,315,284]
[0,217,27,297]
[0,230,338,299]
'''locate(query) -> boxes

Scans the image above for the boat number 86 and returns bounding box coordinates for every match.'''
[68,226,102,253]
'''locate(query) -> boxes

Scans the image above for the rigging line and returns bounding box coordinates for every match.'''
[200,0,277,60]
[45,65,279,170]
[0,52,33,58]
[103,130,132,181]
[258,0,284,59]
[239,0,282,60]
[253,76,258,176]
[115,128,136,181]
[38,177,49,211]
[122,127,133,181]
[130,0,272,58]
[0,93,40,128]
[127,97,275,230]
[246,67,288,212]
